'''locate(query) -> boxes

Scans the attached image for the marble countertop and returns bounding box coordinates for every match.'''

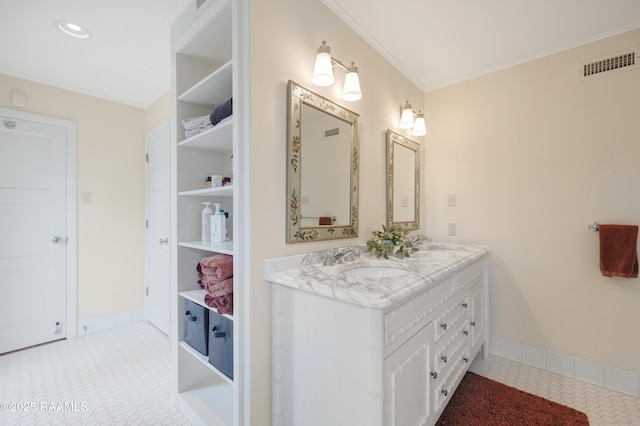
[264,242,490,309]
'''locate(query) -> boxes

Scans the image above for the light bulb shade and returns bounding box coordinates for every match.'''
[342,66,362,101]
[399,102,415,129]
[412,115,427,136]
[312,43,334,86]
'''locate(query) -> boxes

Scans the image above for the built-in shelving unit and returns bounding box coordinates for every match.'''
[170,0,241,424]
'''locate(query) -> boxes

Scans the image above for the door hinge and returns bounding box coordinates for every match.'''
[145,153,149,163]
[146,219,149,229]
[145,286,149,296]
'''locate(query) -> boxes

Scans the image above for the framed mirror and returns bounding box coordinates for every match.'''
[386,129,420,230]
[286,80,359,243]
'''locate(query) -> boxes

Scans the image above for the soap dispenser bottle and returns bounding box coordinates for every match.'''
[201,202,213,242]
[210,206,226,243]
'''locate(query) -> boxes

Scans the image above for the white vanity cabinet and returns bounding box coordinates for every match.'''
[267,245,489,426]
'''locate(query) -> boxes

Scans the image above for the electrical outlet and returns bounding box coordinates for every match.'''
[448,193,457,207]
[448,223,457,236]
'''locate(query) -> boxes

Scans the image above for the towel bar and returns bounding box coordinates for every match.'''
[588,222,599,232]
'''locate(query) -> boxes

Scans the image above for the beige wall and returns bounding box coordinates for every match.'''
[145,91,171,132]
[248,0,424,421]
[424,28,640,372]
[0,73,146,320]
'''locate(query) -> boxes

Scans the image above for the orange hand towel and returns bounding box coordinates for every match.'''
[599,224,638,278]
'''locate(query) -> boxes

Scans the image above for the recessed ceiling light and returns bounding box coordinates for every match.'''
[55,20,91,39]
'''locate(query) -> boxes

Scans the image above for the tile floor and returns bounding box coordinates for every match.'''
[0,321,638,425]
[470,354,640,426]
[0,321,188,425]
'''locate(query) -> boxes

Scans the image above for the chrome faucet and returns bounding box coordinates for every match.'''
[323,246,360,266]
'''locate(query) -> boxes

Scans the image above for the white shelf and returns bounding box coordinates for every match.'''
[179,60,233,109]
[179,341,234,385]
[180,289,234,321]
[178,240,234,254]
[178,383,234,426]
[179,185,234,197]
[178,120,233,151]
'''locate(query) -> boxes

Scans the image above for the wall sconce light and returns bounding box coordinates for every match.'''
[399,100,427,136]
[312,41,362,101]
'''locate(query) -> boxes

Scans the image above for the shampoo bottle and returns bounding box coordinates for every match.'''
[201,202,213,242]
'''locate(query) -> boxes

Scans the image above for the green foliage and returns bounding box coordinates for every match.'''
[366,224,419,259]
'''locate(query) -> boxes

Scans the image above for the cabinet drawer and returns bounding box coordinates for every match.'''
[433,313,468,373]
[384,279,452,349]
[434,292,468,342]
[433,346,470,412]
[452,259,484,294]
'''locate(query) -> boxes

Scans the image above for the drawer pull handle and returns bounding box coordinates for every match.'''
[442,389,448,396]
[212,326,227,338]
[461,302,468,308]
[463,357,469,363]
[185,311,197,322]
[441,355,447,363]
[463,330,468,336]
[470,321,476,327]
[440,323,447,330]
[430,371,438,379]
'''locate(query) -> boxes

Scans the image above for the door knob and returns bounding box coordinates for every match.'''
[159,238,168,245]
[52,236,65,244]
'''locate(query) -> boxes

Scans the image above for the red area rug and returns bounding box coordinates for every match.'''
[436,372,590,425]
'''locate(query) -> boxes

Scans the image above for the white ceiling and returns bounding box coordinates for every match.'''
[0,0,187,108]
[1,0,639,108]
[323,0,640,92]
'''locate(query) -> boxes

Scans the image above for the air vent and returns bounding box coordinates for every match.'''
[583,52,635,77]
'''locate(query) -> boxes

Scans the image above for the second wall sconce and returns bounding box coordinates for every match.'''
[312,40,362,101]
[399,100,426,136]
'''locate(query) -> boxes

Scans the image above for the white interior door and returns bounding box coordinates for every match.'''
[145,122,171,335]
[0,114,68,354]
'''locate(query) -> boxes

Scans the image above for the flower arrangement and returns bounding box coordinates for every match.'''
[366,224,419,259]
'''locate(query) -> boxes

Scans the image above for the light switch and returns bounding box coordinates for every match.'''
[400,195,409,207]
[448,223,457,236]
[448,194,457,207]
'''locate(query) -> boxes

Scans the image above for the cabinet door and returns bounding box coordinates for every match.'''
[384,324,435,426]
[469,280,484,356]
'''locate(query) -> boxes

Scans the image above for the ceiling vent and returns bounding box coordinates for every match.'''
[580,47,639,81]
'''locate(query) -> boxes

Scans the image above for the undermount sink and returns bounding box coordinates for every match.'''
[341,265,410,278]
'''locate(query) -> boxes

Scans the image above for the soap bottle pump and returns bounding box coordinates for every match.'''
[201,202,213,242]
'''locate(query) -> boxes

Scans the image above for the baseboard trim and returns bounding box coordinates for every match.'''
[490,336,640,397]
[76,307,145,336]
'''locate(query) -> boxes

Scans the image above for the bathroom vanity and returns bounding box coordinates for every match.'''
[265,243,490,426]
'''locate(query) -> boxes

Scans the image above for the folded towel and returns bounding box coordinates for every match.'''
[197,254,233,280]
[202,277,233,297]
[210,98,232,125]
[319,216,332,225]
[182,115,211,129]
[204,292,233,315]
[599,224,639,278]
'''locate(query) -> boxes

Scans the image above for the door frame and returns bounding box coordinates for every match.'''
[0,107,77,339]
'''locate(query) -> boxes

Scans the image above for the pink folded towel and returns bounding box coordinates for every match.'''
[204,292,234,315]
[204,277,233,298]
[599,224,639,278]
[197,254,233,280]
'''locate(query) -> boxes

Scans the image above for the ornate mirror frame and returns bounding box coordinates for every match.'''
[386,129,420,231]
[286,80,359,243]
